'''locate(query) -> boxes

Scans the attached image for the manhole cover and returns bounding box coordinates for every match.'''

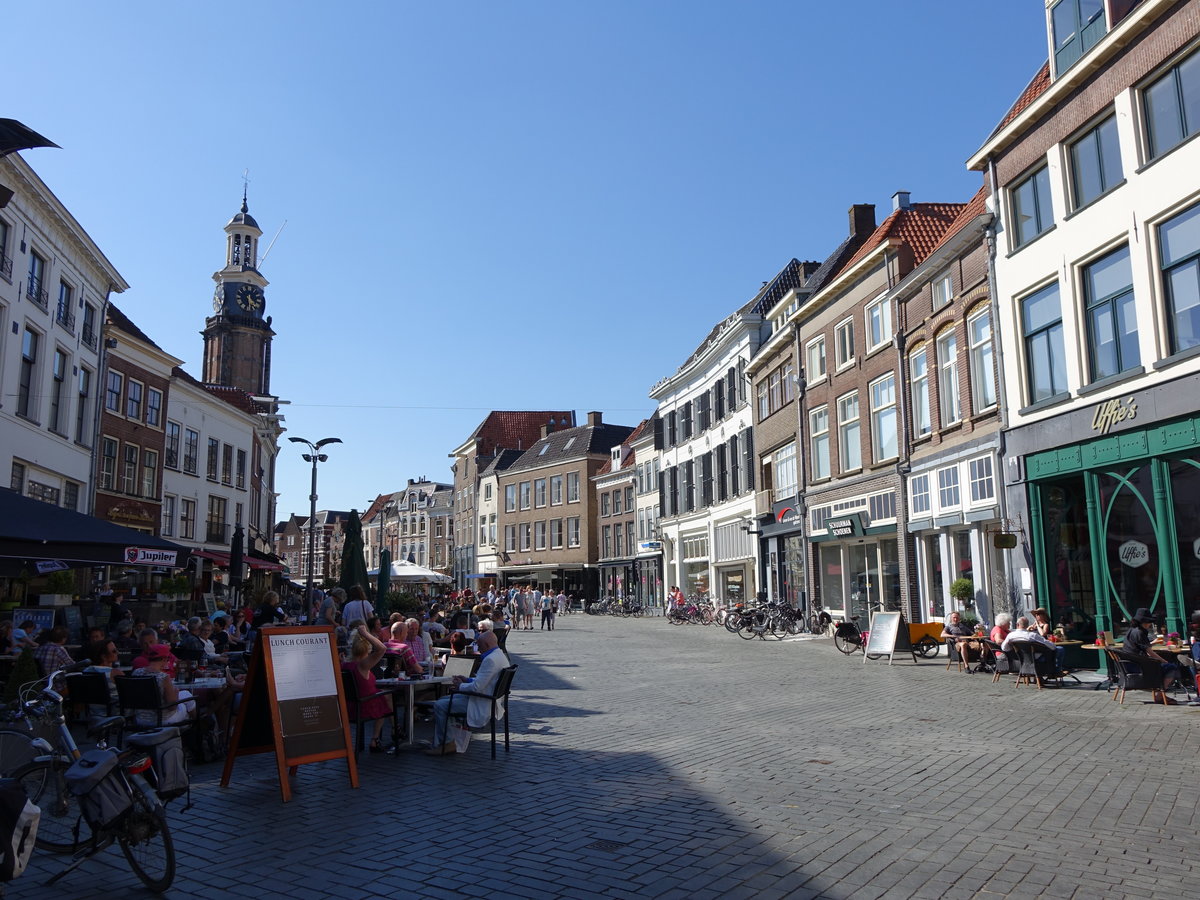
[584,839,629,853]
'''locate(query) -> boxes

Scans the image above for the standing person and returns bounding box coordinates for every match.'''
[254,590,288,628]
[340,585,374,627]
[557,590,568,615]
[315,588,340,627]
[540,591,554,631]
[108,592,132,630]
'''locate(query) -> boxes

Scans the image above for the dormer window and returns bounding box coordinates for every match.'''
[1052,0,1105,76]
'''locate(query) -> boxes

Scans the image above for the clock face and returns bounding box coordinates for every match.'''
[235,284,263,312]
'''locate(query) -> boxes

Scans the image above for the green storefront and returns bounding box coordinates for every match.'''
[1023,406,1200,642]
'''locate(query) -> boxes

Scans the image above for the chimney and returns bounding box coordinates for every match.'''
[587,411,603,427]
[541,424,552,439]
[892,190,911,211]
[849,203,876,237]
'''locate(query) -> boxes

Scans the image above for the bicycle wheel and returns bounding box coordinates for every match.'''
[12,759,87,853]
[833,633,860,655]
[119,792,175,893]
[0,726,38,776]
[914,636,939,658]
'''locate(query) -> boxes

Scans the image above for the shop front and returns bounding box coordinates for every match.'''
[599,559,636,600]
[1017,392,1200,640]
[635,543,663,608]
[679,533,709,599]
[760,498,805,608]
[812,521,900,622]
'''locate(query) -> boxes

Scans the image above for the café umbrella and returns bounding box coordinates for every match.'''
[338,509,370,594]
[376,547,391,610]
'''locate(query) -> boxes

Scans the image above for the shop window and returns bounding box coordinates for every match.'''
[1010,165,1054,248]
[1159,201,1200,355]
[1084,245,1139,379]
[1068,114,1122,209]
[1143,47,1200,161]
[910,347,931,437]
[1021,282,1068,403]
[968,309,997,412]
[810,406,830,480]
[837,392,861,472]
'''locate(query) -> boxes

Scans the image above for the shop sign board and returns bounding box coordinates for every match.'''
[827,514,864,538]
[1194,538,1200,561]
[1118,540,1149,568]
[1091,396,1137,434]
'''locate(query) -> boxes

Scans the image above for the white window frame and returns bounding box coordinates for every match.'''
[865,295,892,351]
[910,474,931,516]
[932,273,953,310]
[835,318,855,369]
[969,456,995,504]
[910,346,931,437]
[937,466,961,510]
[869,373,897,463]
[773,442,797,501]
[806,335,826,383]
[810,406,830,481]
[937,329,961,426]
[967,308,997,413]
[837,391,861,472]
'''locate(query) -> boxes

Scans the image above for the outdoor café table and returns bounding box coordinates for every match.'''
[376,675,454,748]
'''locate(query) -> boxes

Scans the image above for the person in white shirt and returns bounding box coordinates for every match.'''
[1002,616,1065,670]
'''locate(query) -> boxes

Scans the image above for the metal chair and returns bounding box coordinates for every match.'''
[115,676,193,729]
[448,664,517,759]
[1008,640,1058,688]
[1109,647,1169,704]
[340,668,395,753]
[980,639,1016,683]
[66,671,118,718]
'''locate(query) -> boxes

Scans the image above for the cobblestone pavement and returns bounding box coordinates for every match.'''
[13,616,1200,899]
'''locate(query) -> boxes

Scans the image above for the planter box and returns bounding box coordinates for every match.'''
[38,594,73,607]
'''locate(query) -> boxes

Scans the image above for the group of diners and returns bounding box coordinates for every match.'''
[938,605,1199,703]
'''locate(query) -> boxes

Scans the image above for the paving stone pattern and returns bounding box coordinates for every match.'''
[13,618,1200,899]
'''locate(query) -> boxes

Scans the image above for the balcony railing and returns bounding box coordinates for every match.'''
[206,523,229,543]
[55,302,75,332]
[0,251,12,281]
[26,279,48,311]
[81,324,97,349]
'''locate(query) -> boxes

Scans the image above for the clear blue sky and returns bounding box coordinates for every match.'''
[9,2,1048,521]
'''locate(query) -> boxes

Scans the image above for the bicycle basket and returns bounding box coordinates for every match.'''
[64,749,131,827]
[127,727,188,801]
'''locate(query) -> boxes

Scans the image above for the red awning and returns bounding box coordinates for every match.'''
[246,558,284,572]
[192,549,231,566]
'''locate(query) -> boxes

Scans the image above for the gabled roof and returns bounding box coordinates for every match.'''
[842,202,967,272]
[106,303,164,350]
[202,383,266,415]
[505,421,635,475]
[987,62,1051,142]
[457,411,576,458]
[926,185,990,257]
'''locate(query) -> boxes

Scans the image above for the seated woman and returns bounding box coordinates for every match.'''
[197,619,229,665]
[131,644,196,727]
[83,638,124,710]
[445,631,468,656]
[941,611,981,664]
[343,624,392,752]
[989,613,1011,649]
[1031,608,1054,639]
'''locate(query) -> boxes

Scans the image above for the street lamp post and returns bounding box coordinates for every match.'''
[289,436,342,610]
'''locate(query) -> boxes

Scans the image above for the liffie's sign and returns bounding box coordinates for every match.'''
[1091,396,1137,434]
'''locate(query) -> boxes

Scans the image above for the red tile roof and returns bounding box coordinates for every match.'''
[469,411,576,457]
[842,202,967,272]
[926,183,990,257]
[989,62,1052,139]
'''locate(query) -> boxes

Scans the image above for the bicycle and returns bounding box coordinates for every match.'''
[832,616,868,654]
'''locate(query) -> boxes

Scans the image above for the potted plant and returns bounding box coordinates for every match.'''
[157,574,191,603]
[949,577,974,611]
[38,570,77,606]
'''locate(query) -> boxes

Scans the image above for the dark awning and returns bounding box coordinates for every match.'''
[0,488,191,573]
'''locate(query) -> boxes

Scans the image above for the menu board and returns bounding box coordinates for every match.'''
[220,626,356,802]
[12,608,55,637]
[863,612,917,665]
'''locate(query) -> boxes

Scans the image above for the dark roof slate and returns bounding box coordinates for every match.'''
[505,422,635,475]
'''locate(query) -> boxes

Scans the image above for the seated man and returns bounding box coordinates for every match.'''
[940,611,981,664]
[33,626,75,678]
[384,621,424,678]
[424,630,510,757]
[1123,607,1179,704]
[1002,616,1066,672]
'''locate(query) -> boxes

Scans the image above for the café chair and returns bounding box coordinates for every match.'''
[66,671,118,719]
[340,668,396,753]
[1107,648,1167,704]
[945,638,968,673]
[980,639,1016,683]
[1008,640,1058,688]
[447,664,518,760]
[116,676,194,732]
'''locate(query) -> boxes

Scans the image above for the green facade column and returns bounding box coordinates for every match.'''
[1152,458,1185,637]
[1083,471,1110,676]
[1028,484,1047,614]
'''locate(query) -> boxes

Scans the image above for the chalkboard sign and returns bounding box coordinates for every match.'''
[863,611,917,664]
[221,626,356,802]
[12,608,55,637]
[61,606,83,644]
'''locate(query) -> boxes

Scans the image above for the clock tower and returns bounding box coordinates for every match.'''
[201,192,275,394]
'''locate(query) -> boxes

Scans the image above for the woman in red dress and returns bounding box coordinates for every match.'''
[342,624,391,752]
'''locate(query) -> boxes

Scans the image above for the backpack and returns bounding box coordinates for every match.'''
[186,714,226,764]
[0,778,37,881]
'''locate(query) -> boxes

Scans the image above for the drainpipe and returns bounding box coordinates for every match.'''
[88,285,116,516]
[893,295,913,620]
[985,157,1017,621]
[791,320,810,616]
